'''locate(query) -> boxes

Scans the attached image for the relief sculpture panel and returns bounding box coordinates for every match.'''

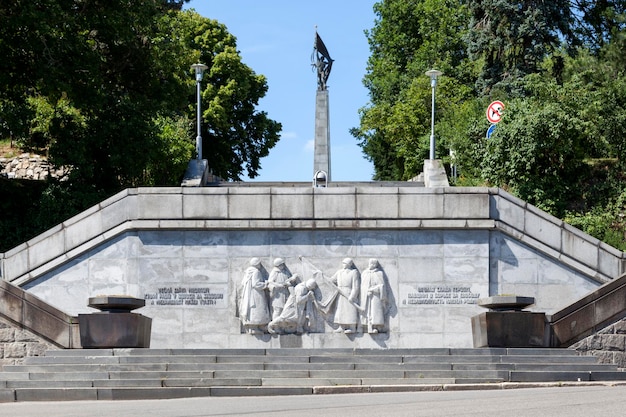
[236,256,391,336]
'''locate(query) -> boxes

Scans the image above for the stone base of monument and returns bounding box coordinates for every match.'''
[423,159,450,187]
[471,296,548,348]
[180,159,219,187]
[78,296,152,348]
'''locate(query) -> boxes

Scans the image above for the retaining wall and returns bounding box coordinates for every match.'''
[572,318,626,369]
[0,318,57,366]
[1,185,624,349]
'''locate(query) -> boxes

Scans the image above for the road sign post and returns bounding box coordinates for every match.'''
[486,101,504,124]
[486,124,497,139]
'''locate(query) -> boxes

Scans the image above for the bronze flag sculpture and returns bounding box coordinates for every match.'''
[312,30,333,91]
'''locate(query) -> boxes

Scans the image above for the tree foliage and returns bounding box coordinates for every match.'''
[0,1,281,250]
[188,14,281,180]
[355,0,626,245]
[352,0,472,180]
[466,0,573,94]
[570,0,626,52]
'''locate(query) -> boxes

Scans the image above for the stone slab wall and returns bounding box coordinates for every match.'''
[22,228,598,349]
[572,318,626,369]
[1,185,622,350]
[2,186,622,287]
[0,318,56,366]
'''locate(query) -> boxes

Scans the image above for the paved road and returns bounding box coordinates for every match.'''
[1,386,625,417]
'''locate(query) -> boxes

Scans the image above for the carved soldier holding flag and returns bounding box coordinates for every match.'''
[312,29,333,91]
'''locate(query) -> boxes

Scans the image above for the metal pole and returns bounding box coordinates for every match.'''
[430,80,436,160]
[191,63,207,161]
[196,78,202,160]
[425,69,441,161]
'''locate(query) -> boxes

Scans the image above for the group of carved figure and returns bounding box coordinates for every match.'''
[238,257,389,335]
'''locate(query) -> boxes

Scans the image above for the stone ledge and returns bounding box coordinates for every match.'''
[1,186,622,293]
[0,280,79,349]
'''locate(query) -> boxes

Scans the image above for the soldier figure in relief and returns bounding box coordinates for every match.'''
[361,258,388,333]
[238,258,271,334]
[331,258,360,333]
[268,258,298,320]
[268,279,318,334]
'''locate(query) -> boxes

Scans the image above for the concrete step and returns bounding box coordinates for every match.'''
[260,377,457,386]
[11,387,217,402]
[401,354,598,364]
[1,348,624,402]
[510,370,626,382]
[3,363,169,372]
[8,360,611,375]
[6,380,95,389]
[450,363,617,372]
[40,347,583,358]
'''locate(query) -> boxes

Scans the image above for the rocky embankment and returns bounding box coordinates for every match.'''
[0,153,66,180]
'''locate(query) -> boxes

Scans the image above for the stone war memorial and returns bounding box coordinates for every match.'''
[2,185,614,350]
[1,33,626,358]
[3,33,626,403]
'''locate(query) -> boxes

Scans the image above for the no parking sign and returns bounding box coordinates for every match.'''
[486,101,504,124]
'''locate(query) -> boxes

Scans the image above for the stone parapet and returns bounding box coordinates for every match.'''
[3,184,618,350]
[0,279,80,350]
[1,186,622,287]
[549,272,626,347]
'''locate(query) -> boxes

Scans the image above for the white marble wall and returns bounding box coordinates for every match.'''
[23,229,597,349]
[489,233,599,313]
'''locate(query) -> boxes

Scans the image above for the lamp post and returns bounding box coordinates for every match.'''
[425,69,442,160]
[191,63,208,160]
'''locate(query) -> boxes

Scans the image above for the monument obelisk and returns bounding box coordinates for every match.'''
[312,30,333,186]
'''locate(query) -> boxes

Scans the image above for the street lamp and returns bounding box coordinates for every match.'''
[425,69,442,160]
[191,63,208,160]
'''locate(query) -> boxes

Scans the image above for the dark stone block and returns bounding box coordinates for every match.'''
[478,296,535,311]
[78,313,151,348]
[471,311,548,348]
[88,296,145,312]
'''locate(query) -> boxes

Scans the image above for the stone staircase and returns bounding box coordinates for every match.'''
[1,348,625,402]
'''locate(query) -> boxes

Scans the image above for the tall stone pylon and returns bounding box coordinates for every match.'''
[312,30,333,186]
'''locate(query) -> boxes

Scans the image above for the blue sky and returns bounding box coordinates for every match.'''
[184,1,377,182]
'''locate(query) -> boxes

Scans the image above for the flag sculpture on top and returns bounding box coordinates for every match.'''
[312,28,333,91]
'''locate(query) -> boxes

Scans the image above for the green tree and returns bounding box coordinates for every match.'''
[177,12,281,180]
[352,0,626,249]
[352,0,472,180]
[0,1,190,192]
[0,2,282,248]
[466,0,573,95]
[0,3,282,185]
[570,0,626,52]
[480,98,589,215]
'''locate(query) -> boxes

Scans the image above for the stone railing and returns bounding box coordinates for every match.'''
[548,270,626,368]
[0,279,80,351]
[549,272,626,348]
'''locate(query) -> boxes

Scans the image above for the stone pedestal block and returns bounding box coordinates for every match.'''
[423,159,449,187]
[78,313,152,348]
[78,296,151,348]
[471,311,547,348]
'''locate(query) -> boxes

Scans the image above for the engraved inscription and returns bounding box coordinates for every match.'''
[402,286,481,306]
[144,286,226,307]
